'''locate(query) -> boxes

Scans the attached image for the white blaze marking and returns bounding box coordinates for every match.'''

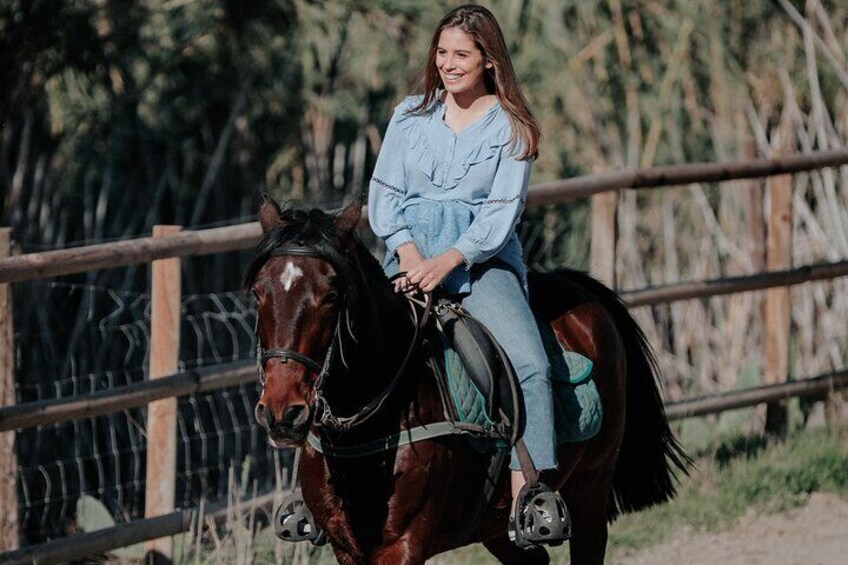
[279,261,303,292]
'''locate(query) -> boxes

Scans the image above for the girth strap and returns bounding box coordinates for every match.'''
[307,422,460,458]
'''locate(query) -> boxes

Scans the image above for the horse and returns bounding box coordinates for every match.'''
[245,197,688,565]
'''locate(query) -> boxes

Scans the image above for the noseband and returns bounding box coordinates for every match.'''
[254,244,430,433]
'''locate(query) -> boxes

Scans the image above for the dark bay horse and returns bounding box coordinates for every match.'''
[245,198,688,564]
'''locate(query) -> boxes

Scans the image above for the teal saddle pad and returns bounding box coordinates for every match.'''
[443,319,603,445]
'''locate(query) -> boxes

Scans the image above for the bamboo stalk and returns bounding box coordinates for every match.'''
[775,0,848,90]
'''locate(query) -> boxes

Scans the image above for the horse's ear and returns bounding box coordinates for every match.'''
[259,195,284,234]
[335,199,362,238]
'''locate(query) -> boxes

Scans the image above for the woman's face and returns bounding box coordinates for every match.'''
[435,27,491,96]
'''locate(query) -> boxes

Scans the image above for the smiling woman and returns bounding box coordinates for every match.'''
[435,27,494,129]
[366,3,565,550]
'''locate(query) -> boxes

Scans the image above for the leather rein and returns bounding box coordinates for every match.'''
[255,245,432,433]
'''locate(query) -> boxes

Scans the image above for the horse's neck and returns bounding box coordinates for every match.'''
[325,281,415,414]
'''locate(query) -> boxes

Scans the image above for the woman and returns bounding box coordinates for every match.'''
[368,5,567,547]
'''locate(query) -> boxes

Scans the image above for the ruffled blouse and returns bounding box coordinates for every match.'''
[367,94,531,295]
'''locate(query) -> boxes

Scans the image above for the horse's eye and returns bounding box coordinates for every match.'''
[325,290,339,304]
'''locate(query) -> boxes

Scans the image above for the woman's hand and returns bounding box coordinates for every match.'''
[395,243,425,293]
[405,249,465,293]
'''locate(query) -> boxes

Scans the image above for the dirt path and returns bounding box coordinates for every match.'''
[611,492,848,565]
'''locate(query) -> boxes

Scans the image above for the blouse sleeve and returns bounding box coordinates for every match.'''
[451,145,531,268]
[367,106,414,255]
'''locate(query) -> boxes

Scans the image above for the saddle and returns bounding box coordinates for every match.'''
[428,298,523,447]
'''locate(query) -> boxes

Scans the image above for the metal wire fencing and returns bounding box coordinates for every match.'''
[13,281,289,545]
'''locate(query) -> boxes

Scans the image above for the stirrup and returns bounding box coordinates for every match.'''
[274,490,328,546]
[511,482,571,548]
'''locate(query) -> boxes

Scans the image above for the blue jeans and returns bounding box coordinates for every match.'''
[459,264,556,471]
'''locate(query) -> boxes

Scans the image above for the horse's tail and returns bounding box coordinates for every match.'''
[554,269,691,519]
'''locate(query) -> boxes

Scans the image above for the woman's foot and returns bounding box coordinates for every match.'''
[509,474,571,548]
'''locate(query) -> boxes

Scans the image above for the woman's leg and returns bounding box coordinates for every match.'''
[459,264,556,474]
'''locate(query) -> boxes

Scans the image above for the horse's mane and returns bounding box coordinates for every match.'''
[243,204,401,322]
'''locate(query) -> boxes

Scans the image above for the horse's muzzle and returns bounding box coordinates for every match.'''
[256,402,312,446]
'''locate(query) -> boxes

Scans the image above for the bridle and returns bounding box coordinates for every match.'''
[254,244,431,433]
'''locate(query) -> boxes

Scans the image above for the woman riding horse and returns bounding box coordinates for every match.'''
[246,5,687,564]
[367,5,563,546]
[246,198,687,564]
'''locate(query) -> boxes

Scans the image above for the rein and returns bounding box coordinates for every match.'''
[255,245,432,434]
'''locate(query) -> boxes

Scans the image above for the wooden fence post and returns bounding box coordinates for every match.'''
[144,225,182,560]
[0,228,18,552]
[763,123,793,436]
[590,191,618,288]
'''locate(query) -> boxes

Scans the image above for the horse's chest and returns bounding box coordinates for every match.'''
[303,449,436,551]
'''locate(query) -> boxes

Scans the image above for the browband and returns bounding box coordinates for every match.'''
[271,245,326,258]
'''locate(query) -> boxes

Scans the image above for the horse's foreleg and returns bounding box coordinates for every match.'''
[562,469,613,565]
[369,536,425,565]
[482,535,550,565]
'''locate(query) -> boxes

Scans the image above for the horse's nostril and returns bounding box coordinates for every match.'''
[255,402,272,428]
[282,405,307,427]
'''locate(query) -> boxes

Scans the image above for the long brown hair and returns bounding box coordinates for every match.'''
[410,4,540,160]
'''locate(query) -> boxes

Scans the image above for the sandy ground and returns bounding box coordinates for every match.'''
[611,492,848,565]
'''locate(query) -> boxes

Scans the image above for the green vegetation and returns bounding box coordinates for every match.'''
[608,425,848,554]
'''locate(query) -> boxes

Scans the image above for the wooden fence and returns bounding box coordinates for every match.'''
[1,148,847,562]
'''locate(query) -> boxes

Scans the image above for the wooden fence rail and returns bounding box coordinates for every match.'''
[1,149,847,284]
[0,360,845,434]
[665,369,848,421]
[0,361,253,433]
[0,222,261,284]
[526,148,848,206]
[0,492,277,565]
[620,259,848,307]
[1,257,847,434]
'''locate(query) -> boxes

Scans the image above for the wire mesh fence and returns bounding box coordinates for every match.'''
[12,281,289,545]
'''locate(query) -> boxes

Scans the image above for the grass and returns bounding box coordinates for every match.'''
[606,424,848,557]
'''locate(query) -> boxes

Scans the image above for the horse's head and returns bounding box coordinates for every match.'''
[245,197,362,447]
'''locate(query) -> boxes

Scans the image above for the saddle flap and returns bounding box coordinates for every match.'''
[439,312,497,413]
[433,300,522,443]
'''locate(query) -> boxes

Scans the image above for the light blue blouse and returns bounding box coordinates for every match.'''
[367,94,531,295]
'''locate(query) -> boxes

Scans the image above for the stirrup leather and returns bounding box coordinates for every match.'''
[274,490,328,546]
[512,482,571,548]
